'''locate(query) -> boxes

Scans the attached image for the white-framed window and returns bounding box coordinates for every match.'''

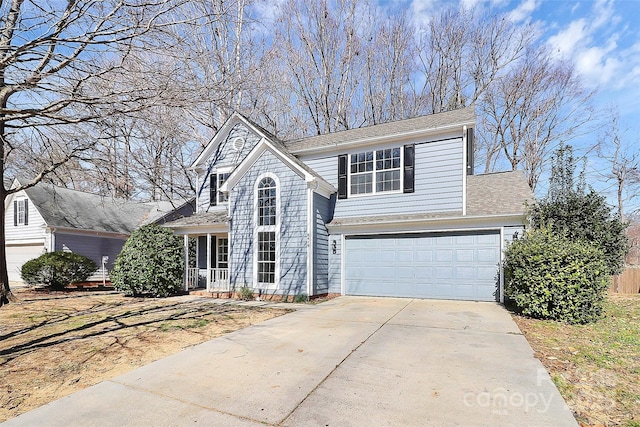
[254,174,279,287]
[257,177,277,226]
[15,199,28,226]
[209,166,232,206]
[217,171,230,204]
[217,237,228,269]
[257,231,276,284]
[349,147,402,196]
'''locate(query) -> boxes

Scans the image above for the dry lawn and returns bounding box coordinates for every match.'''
[0,288,289,423]
[513,294,640,427]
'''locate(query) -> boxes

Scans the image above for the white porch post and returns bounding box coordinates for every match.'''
[183,234,189,291]
[206,233,212,291]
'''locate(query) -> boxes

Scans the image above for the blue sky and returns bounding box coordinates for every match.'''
[402,0,640,211]
[404,0,640,126]
[254,0,639,209]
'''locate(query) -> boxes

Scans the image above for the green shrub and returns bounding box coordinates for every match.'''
[237,286,254,301]
[294,293,308,303]
[530,144,629,275]
[21,252,98,290]
[111,224,183,298]
[504,228,610,324]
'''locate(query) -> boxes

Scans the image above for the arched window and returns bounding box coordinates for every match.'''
[257,177,276,226]
[256,176,278,285]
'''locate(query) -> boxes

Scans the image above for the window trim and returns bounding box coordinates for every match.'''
[253,173,280,289]
[216,166,233,205]
[15,199,28,226]
[217,237,229,269]
[347,147,404,197]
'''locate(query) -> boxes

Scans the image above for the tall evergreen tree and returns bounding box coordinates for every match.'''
[529,145,629,275]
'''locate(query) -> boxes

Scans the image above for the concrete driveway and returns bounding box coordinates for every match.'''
[2,297,577,427]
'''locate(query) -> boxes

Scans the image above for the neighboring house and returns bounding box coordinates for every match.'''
[4,179,194,284]
[166,106,532,302]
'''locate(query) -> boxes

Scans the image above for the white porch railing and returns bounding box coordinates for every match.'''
[208,268,230,292]
[186,268,199,290]
[185,268,229,292]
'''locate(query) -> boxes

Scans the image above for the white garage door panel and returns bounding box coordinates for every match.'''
[345,232,501,301]
[6,244,45,282]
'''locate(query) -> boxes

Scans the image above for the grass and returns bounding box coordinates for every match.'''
[0,290,289,422]
[512,294,640,426]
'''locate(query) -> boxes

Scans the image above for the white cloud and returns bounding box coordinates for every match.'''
[506,0,539,23]
[576,46,621,85]
[544,0,637,89]
[408,0,439,27]
[459,0,482,10]
[547,19,588,57]
[252,0,285,25]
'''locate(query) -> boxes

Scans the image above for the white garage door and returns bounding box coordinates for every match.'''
[344,231,501,301]
[6,244,45,282]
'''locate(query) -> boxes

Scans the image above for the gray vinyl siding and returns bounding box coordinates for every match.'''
[154,203,195,224]
[302,138,464,217]
[197,123,262,213]
[328,234,342,294]
[54,232,126,271]
[229,149,308,295]
[313,193,333,295]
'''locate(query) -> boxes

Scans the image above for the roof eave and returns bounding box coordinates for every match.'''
[327,212,527,234]
[288,119,475,156]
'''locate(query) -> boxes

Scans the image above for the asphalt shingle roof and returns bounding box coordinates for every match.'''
[466,170,533,216]
[162,211,229,228]
[327,170,532,227]
[23,181,188,234]
[284,106,475,153]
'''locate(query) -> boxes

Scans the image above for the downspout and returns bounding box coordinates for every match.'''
[462,126,467,216]
[49,227,56,252]
[499,227,505,304]
[306,183,315,297]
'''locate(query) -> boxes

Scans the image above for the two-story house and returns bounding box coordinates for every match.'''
[166,106,532,302]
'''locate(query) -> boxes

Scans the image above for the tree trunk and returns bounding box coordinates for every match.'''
[0,174,15,307]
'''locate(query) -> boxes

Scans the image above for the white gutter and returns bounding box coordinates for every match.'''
[326,213,527,235]
[306,186,314,297]
[462,125,467,216]
[45,226,130,239]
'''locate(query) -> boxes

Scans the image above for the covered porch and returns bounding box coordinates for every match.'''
[163,212,230,292]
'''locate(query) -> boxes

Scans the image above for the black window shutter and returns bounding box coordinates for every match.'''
[209,174,217,206]
[13,200,17,226]
[403,144,415,193]
[466,127,474,175]
[24,200,28,226]
[338,154,348,199]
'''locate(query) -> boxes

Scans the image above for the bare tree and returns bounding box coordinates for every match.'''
[271,0,365,136]
[596,109,640,221]
[361,10,415,125]
[0,0,191,306]
[415,6,534,114]
[478,47,595,190]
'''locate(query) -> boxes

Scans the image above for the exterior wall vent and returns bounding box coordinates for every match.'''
[232,137,245,152]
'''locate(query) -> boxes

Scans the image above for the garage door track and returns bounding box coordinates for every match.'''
[3,297,577,426]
